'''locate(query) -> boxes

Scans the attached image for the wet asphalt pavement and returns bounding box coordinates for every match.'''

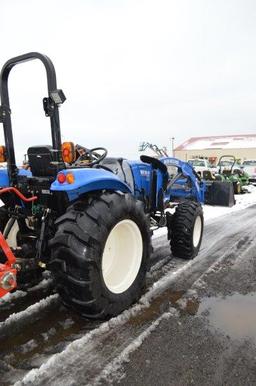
[1,204,256,385]
[114,205,256,386]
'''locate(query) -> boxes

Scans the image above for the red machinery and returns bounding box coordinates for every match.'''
[0,188,37,298]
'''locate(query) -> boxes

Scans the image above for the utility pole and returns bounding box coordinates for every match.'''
[171,137,175,157]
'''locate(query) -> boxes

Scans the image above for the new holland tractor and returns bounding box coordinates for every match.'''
[0,52,209,318]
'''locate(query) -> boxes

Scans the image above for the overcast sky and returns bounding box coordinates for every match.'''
[1,0,256,162]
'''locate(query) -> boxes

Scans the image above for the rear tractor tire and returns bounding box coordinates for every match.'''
[168,201,204,259]
[49,192,152,319]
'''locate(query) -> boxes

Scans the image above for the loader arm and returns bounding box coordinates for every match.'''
[161,157,205,203]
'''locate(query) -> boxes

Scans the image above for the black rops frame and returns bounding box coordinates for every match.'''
[0,52,65,185]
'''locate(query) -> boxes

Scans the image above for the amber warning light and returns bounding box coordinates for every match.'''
[0,146,6,163]
[61,142,75,163]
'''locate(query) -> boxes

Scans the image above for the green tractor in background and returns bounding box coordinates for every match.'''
[215,155,249,194]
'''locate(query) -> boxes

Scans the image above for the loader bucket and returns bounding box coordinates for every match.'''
[205,181,235,207]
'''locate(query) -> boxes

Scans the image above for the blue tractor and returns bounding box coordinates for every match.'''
[0,52,206,318]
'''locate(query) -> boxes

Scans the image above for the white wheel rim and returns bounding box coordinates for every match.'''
[102,219,143,294]
[193,216,202,248]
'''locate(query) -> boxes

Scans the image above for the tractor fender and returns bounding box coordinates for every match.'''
[50,168,132,201]
[0,168,32,188]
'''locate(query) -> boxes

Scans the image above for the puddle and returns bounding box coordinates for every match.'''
[129,289,184,326]
[198,293,256,340]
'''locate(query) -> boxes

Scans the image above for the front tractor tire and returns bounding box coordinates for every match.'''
[49,192,151,319]
[168,201,204,259]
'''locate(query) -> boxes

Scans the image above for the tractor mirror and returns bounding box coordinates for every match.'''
[62,142,75,163]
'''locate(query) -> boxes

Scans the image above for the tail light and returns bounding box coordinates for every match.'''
[57,172,75,184]
[57,173,66,183]
[61,142,75,163]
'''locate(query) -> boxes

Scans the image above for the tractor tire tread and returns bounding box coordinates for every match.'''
[50,192,151,319]
[169,201,203,259]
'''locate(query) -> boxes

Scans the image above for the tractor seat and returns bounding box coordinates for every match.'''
[233,168,242,176]
[203,170,215,181]
[222,170,231,176]
[27,145,65,177]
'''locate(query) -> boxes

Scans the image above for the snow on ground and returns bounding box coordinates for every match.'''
[27,277,53,292]
[0,275,53,305]
[0,290,26,305]
[203,185,256,221]
[0,294,58,329]
[15,257,203,385]
[153,185,256,238]
[10,186,256,385]
[20,339,38,354]
[93,310,178,385]
[17,195,255,386]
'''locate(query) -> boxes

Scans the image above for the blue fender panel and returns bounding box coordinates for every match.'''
[0,169,9,187]
[127,161,152,200]
[50,168,132,201]
[0,168,32,187]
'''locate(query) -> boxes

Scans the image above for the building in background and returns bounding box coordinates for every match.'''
[174,134,256,164]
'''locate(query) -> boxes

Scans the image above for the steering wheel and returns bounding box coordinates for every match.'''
[74,145,108,166]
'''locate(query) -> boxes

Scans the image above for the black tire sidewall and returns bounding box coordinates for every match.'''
[170,201,204,259]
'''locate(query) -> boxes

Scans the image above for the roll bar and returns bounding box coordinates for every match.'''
[0,52,65,184]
